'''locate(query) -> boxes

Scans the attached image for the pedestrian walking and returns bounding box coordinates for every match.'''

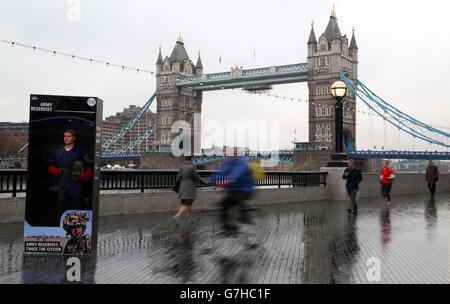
[425,159,439,196]
[342,159,363,214]
[380,160,395,207]
[172,155,208,226]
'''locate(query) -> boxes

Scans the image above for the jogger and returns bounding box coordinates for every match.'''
[380,160,395,206]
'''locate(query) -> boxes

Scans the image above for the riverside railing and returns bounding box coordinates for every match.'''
[0,169,327,197]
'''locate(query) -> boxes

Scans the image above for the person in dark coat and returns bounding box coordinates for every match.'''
[172,155,208,226]
[425,159,439,196]
[342,159,363,214]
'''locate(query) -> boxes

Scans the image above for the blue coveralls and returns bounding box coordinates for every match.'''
[49,146,90,213]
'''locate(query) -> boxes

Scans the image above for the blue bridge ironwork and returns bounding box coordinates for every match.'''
[176,63,308,91]
[100,150,450,165]
[192,151,295,166]
[101,154,140,161]
[348,150,450,160]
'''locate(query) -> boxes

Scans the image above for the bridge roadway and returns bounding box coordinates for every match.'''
[176,63,308,91]
[0,192,449,284]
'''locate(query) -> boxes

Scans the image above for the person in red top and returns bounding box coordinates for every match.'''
[380,160,395,206]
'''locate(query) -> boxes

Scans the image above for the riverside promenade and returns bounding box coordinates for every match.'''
[1,192,449,284]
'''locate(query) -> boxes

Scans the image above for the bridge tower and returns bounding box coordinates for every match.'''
[307,9,358,151]
[154,34,203,153]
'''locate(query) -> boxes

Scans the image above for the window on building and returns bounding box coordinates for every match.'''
[163,60,170,71]
[163,99,171,107]
[315,125,322,141]
[320,58,326,66]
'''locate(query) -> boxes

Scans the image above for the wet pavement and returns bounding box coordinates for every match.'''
[0,192,449,284]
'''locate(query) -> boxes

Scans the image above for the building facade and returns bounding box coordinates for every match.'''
[307,9,358,151]
[102,105,157,154]
[154,34,203,153]
[0,122,29,158]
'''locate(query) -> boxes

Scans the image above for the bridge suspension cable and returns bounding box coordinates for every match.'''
[104,124,157,156]
[249,88,450,133]
[242,82,450,151]
[0,38,156,75]
[340,73,450,148]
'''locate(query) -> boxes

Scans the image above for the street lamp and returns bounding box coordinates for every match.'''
[330,80,347,153]
[330,80,348,102]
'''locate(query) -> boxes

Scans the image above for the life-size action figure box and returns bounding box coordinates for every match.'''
[24,95,103,255]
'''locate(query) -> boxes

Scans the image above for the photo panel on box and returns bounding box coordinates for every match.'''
[25,95,102,255]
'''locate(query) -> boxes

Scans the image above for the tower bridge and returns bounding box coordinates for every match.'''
[4,9,450,167]
[151,9,358,156]
[67,9,450,166]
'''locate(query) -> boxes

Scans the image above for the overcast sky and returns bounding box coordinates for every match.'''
[1,0,449,151]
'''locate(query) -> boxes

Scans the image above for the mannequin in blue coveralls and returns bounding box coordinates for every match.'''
[48,129,93,215]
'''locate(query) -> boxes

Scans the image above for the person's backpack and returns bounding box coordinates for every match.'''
[249,162,265,181]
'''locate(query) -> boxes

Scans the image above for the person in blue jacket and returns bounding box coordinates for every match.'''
[212,154,255,233]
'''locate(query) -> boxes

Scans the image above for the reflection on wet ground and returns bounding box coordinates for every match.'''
[0,193,449,283]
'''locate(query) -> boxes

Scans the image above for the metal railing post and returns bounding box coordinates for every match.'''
[12,173,17,198]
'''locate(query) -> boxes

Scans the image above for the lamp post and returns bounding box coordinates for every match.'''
[330,80,347,153]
